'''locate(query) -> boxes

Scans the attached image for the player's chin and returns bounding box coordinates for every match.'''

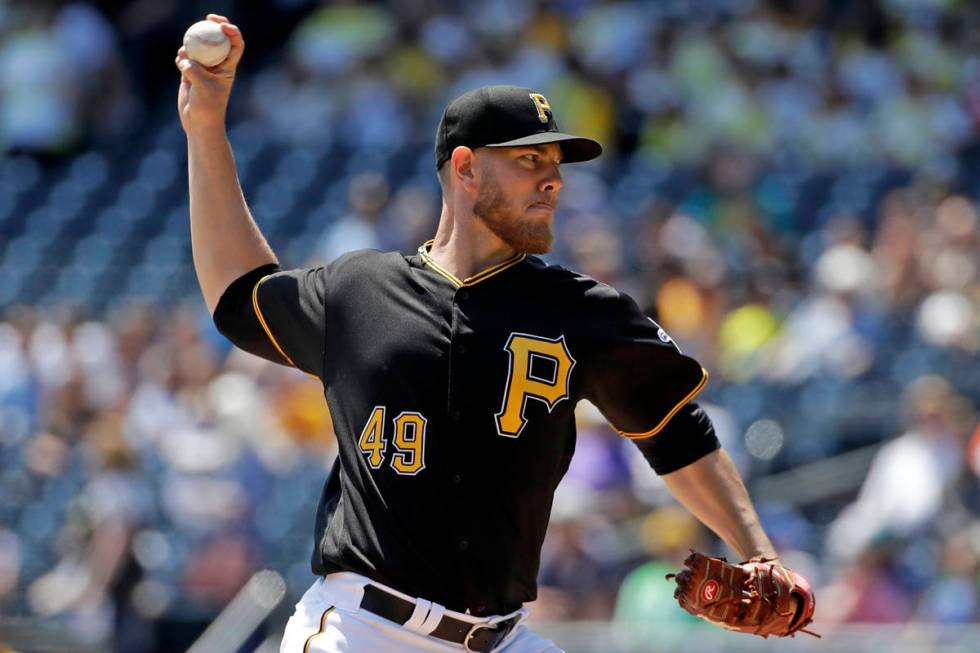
[524,206,555,231]
[517,224,553,254]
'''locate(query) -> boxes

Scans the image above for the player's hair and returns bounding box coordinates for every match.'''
[436,163,452,194]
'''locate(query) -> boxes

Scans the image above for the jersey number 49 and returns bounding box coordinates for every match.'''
[358,406,427,476]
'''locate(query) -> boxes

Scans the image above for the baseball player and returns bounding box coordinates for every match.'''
[177,15,814,653]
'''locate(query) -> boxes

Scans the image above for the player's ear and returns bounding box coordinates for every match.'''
[451,146,477,192]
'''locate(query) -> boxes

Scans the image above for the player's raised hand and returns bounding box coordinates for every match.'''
[175,14,245,132]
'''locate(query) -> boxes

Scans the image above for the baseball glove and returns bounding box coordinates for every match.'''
[666,551,818,638]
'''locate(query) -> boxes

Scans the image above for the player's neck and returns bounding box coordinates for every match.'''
[428,205,517,280]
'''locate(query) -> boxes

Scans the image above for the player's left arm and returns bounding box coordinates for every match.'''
[659,445,777,561]
[624,399,775,560]
[581,283,812,629]
[580,283,777,559]
[655,425,817,635]
[636,408,811,630]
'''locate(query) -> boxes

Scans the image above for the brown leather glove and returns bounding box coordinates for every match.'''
[667,551,818,638]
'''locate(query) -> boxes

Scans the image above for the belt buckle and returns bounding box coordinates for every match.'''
[463,614,518,653]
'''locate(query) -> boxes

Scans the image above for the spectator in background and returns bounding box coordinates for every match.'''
[55,3,136,143]
[826,376,973,563]
[0,5,79,154]
[820,540,914,624]
[315,171,389,262]
[915,527,980,623]
[914,195,978,351]
[377,182,441,255]
[26,417,151,649]
[0,3,132,154]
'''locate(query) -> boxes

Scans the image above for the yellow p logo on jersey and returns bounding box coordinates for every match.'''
[495,333,575,438]
[529,93,552,124]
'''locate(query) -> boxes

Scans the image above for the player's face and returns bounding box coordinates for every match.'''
[473,144,564,254]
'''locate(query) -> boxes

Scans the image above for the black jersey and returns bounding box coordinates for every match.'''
[229,244,707,616]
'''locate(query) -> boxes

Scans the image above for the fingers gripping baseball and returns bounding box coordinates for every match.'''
[666,551,819,639]
[200,15,245,70]
[175,16,244,131]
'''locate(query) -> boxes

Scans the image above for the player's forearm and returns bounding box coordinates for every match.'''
[662,448,777,560]
[187,125,277,314]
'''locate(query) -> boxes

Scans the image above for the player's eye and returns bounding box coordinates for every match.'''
[522,154,538,162]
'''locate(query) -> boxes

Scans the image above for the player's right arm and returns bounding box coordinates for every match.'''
[175,14,277,315]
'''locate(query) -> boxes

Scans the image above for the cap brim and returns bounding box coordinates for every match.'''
[483,132,602,163]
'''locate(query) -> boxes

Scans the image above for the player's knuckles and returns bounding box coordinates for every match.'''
[185,65,226,88]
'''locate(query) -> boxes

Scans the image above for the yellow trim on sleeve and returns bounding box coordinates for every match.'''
[252,275,298,368]
[418,241,526,288]
[615,367,709,439]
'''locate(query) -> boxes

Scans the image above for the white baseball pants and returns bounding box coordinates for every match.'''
[280,572,563,653]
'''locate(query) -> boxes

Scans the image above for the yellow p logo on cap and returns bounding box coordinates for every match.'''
[529,93,552,123]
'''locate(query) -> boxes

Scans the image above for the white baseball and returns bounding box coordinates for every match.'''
[183,20,231,67]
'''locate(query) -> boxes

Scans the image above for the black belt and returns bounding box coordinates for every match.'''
[360,584,520,652]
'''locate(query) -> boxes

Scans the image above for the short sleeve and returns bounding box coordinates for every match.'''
[252,267,328,377]
[583,289,708,438]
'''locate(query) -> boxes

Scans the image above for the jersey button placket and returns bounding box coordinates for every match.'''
[449,286,473,569]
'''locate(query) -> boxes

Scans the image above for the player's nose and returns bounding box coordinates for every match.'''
[538,165,563,194]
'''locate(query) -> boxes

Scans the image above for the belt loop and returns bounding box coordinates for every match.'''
[403,597,432,634]
[417,601,445,636]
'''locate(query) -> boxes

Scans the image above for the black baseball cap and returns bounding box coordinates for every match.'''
[435,85,602,169]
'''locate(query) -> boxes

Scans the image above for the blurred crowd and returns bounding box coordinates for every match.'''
[1,0,979,651]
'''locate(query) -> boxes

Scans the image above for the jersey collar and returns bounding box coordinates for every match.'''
[417,240,526,288]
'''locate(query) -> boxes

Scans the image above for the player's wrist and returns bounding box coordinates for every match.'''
[184,119,230,142]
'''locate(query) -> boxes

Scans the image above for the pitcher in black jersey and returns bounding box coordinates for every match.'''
[177,14,804,653]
